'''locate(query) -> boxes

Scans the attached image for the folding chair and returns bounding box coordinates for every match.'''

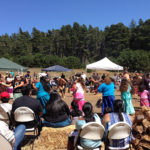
[14,107,38,150]
[76,122,105,150]
[0,134,12,150]
[106,122,131,150]
[0,105,11,125]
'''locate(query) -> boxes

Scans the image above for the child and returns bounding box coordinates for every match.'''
[138,84,149,107]
[71,77,86,111]
[70,101,82,117]
[120,79,135,115]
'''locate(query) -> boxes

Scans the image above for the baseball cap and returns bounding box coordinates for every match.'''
[1,92,10,99]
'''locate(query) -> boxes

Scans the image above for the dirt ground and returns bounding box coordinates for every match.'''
[63,90,140,114]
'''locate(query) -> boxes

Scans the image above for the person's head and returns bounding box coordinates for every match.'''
[45,92,68,114]
[139,84,146,92]
[113,99,124,121]
[8,73,13,78]
[146,73,150,79]
[71,101,79,110]
[21,86,31,96]
[15,75,21,81]
[50,92,61,103]
[77,77,85,89]
[120,78,129,92]
[104,77,111,85]
[82,102,94,122]
[71,101,82,116]
[0,92,10,103]
[40,76,50,92]
[61,73,65,79]
[27,71,30,75]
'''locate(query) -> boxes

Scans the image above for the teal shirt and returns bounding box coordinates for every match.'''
[76,114,102,148]
[98,82,115,97]
[36,82,50,99]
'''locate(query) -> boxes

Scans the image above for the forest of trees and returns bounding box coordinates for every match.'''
[0,18,150,71]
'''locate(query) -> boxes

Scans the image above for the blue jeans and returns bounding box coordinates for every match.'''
[14,125,26,150]
[102,95,115,116]
[43,117,71,128]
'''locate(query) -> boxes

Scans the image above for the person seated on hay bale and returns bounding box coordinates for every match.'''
[102,100,133,150]
[75,102,102,149]
[43,92,71,127]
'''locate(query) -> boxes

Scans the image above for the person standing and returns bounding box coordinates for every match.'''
[97,77,115,116]
[138,84,149,107]
[32,75,50,114]
[57,76,67,98]
[71,77,86,111]
[12,75,24,100]
[120,78,135,115]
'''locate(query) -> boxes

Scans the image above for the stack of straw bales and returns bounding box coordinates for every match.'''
[132,106,150,150]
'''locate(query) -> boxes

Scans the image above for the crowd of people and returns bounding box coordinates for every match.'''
[0,69,150,150]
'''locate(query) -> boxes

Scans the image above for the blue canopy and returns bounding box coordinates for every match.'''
[42,65,72,72]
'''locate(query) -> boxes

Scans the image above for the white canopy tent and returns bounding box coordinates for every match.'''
[86,57,123,71]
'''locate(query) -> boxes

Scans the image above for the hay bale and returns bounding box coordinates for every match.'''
[137,146,144,150]
[141,106,149,113]
[134,125,143,134]
[142,119,150,129]
[132,107,150,150]
[141,135,150,142]
[33,125,75,150]
[139,141,150,150]
[146,111,150,121]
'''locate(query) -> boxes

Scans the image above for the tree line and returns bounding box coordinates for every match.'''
[0,18,150,71]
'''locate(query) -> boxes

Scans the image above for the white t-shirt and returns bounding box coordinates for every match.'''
[81,74,86,81]
[0,103,12,115]
[76,83,84,94]
[0,121,14,143]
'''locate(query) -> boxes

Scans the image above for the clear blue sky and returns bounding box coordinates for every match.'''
[0,0,150,35]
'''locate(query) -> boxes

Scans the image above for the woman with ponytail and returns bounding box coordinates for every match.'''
[102,100,133,149]
[75,102,102,149]
[32,75,50,114]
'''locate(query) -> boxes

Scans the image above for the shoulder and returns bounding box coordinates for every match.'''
[93,113,101,123]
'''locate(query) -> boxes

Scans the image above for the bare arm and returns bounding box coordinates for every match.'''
[32,83,37,90]
[14,81,24,89]
[0,82,12,87]
[102,113,110,127]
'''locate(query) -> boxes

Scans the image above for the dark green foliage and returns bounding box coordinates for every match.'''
[0,19,150,71]
[62,56,81,69]
[117,49,150,72]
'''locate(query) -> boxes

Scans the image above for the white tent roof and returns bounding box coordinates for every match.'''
[86,57,123,70]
